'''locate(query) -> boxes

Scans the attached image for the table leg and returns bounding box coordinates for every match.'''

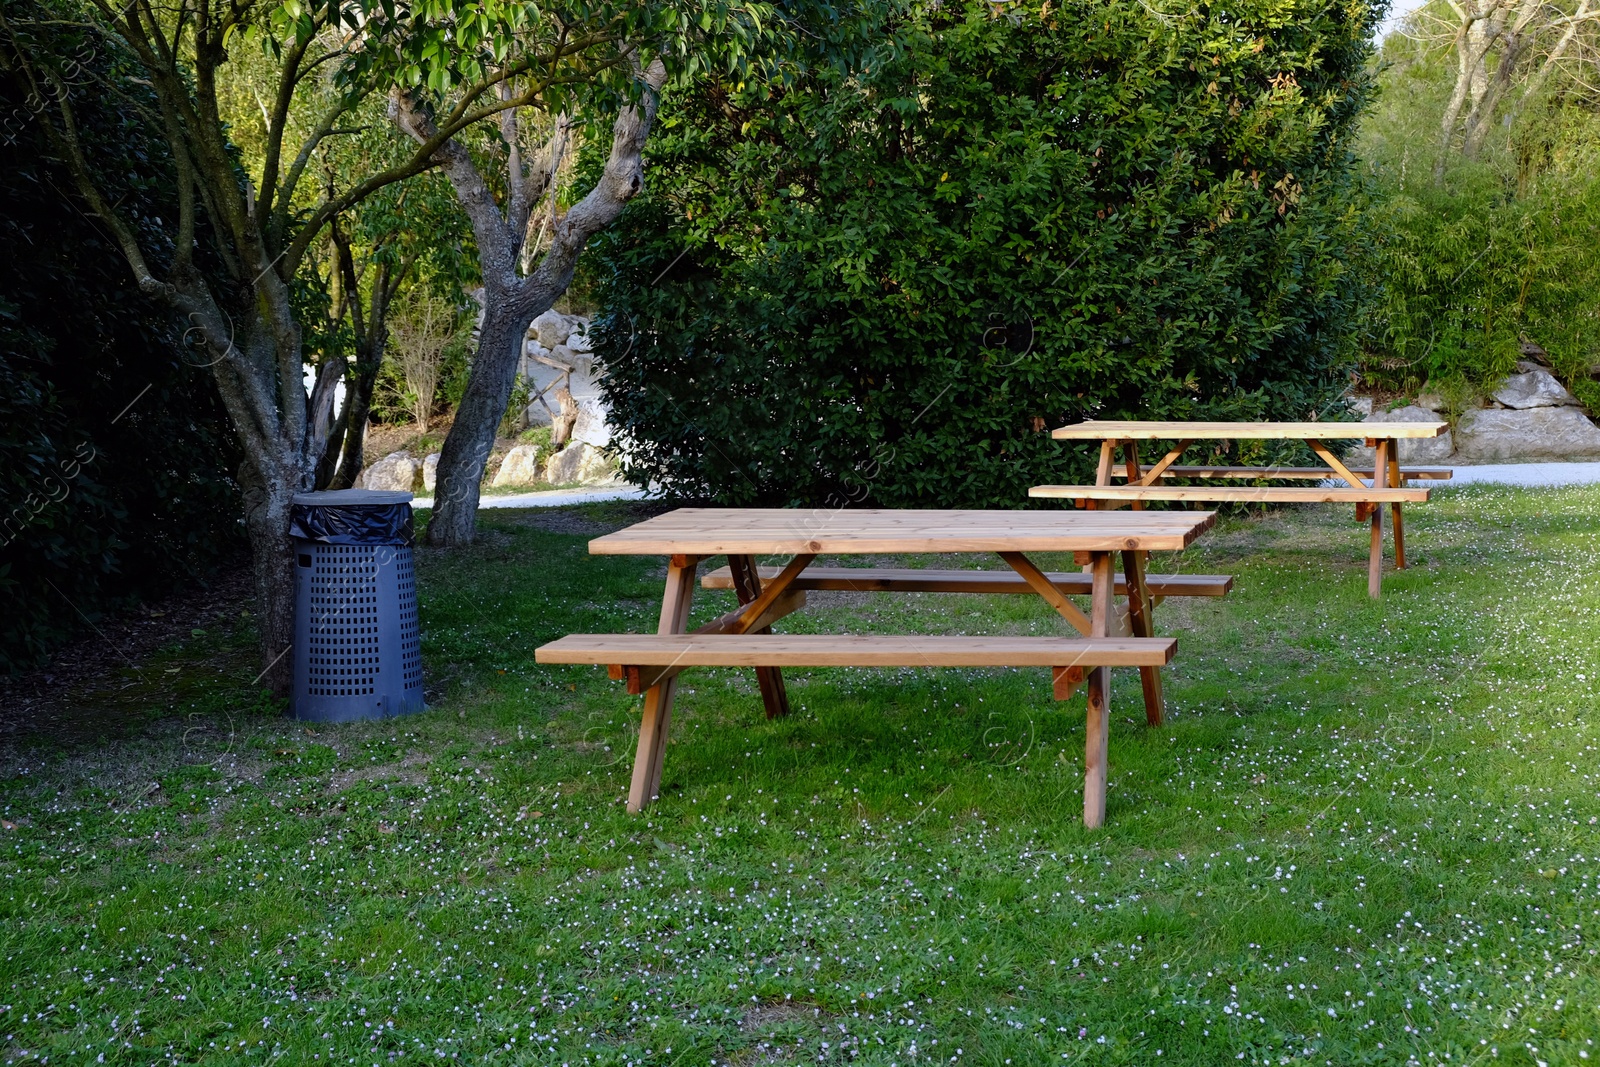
[1121,548,1164,728]
[628,556,698,813]
[1388,451,1406,569]
[728,554,791,719]
[1082,438,1117,512]
[1123,441,1144,512]
[1368,440,1389,598]
[1084,551,1114,829]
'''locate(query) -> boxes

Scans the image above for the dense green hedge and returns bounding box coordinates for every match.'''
[0,51,244,672]
[589,0,1378,504]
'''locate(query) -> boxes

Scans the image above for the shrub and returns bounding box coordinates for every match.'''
[1359,28,1600,410]
[588,0,1378,505]
[0,46,243,671]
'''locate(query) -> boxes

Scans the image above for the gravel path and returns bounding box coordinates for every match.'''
[412,483,646,510]
[1441,462,1600,487]
[409,464,1600,509]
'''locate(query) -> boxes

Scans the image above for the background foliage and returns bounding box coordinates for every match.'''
[589,0,1380,505]
[1359,9,1600,409]
[0,56,244,670]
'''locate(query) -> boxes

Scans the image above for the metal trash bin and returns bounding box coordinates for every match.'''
[289,489,425,722]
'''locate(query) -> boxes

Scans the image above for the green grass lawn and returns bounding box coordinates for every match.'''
[3,487,1599,1066]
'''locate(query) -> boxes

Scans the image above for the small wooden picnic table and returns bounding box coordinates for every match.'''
[535,507,1221,827]
[1029,420,1451,597]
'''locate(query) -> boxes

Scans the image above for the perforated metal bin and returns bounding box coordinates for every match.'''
[289,489,424,722]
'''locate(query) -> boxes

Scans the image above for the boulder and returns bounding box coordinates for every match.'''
[565,320,593,353]
[1345,395,1374,417]
[362,451,418,492]
[532,310,571,349]
[1413,388,1447,413]
[1455,407,1600,463]
[422,453,440,492]
[492,444,544,487]
[1492,369,1578,409]
[570,396,613,448]
[1348,405,1454,465]
[544,442,614,485]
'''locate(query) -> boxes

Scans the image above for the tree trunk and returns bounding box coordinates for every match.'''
[238,448,300,693]
[400,60,667,547]
[316,398,349,488]
[180,276,309,697]
[330,356,380,489]
[425,303,526,545]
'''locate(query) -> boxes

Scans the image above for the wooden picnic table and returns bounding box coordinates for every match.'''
[1029,420,1451,597]
[535,507,1222,827]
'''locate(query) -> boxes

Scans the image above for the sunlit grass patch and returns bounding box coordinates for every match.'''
[1,490,1598,1065]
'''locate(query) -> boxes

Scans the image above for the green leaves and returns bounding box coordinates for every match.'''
[324,0,783,117]
[589,0,1377,505]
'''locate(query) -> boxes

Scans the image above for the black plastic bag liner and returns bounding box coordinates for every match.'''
[290,489,414,545]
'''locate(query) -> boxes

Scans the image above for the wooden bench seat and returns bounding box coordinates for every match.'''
[538,632,1175,668]
[1030,484,1431,504]
[1108,465,1453,481]
[700,565,1231,599]
[537,633,1175,697]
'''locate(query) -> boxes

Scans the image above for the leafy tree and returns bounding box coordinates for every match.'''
[1396,0,1600,173]
[382,1,780,546]
[1360,8,1600,405]
[382,286,458,431]
[591,0,1379,505]
[0,0,764,687]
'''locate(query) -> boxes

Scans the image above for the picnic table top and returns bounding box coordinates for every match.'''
[1050,419,1449,441]
[589,507,1216,556]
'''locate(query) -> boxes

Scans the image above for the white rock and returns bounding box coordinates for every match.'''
[570,396,613,448]
[565,321,594,353]
[422,453,440,492]
[545,443,614,485]
[1347,405,1454,465]
[523,338,551,360]
[362,451,418,492]
[1492,369,1578,409]
[1345,396,1374,417]
[492,444,544,487]
[532,310,571,349]
[1455,407,1600,463]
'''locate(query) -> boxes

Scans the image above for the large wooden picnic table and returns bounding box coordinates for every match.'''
[1029,420,1451,597]
[536,508,1221,828]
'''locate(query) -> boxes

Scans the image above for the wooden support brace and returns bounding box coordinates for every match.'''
[623,587,808,694]
[1136,440,1193,485]
[1053,665,1085,701]
[998,551,1093,635]
[1306,438,1368,491]
[728,555,798,719]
